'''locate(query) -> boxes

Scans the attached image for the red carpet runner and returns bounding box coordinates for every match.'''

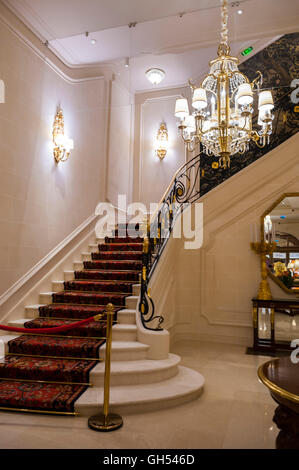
[0,232,143,414]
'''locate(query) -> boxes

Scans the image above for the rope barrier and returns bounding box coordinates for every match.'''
[0,314,104,334]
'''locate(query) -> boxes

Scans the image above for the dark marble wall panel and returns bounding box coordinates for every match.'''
[200,33,299,196]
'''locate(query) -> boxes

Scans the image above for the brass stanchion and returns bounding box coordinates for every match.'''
[88,303,123,432]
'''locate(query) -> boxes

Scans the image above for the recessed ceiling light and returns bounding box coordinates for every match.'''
[145,68,166,85]
[90,39,97,45]
[237,9,243,14]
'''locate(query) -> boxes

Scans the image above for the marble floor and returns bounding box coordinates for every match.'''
[0,341,278,449]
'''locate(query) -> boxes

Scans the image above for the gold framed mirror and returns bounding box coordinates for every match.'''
[262,193,299,297]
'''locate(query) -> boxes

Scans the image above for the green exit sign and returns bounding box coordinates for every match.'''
[241,46,253,56]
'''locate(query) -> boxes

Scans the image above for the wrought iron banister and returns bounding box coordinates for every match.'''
[139,151,202,331]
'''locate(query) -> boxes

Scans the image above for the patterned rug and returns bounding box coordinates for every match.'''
[0,229,142,414]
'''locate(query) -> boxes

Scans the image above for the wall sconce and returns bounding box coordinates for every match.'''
[155,122,168,160]
[52,108,74,163]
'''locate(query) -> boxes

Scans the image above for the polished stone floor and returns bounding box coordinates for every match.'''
[0,341,278,449]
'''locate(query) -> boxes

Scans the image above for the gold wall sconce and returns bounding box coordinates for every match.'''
[52,108,74,163]
[155,122,168,160]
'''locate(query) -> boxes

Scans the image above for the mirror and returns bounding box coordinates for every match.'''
[263,193,299,295]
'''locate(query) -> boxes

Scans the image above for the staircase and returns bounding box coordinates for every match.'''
[0,227,204,415]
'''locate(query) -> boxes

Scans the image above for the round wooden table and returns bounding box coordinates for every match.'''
[258,357,299,449]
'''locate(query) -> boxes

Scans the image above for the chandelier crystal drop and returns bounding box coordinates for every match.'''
[174,0,274,169]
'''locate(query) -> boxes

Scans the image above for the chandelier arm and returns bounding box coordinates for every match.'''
[254,140,267,149]
[186,139,198,153]
[251,71,263,91]
[239,116,249,132]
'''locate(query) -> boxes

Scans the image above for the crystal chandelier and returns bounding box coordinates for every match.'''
[174,0,274,169]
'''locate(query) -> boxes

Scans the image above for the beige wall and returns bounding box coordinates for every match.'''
[150,134,299,346]
[133,88,187,208]
[0,21,107,296]
[107,79,133,206]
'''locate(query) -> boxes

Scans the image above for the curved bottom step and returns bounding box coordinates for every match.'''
[75,366,204,416]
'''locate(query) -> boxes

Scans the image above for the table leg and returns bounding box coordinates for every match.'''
[273,405,299,449]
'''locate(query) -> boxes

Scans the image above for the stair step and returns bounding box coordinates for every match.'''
[64,271,74,281]
[99,341,149,361]
[74,270,140,282]
[112,324,137,342]
[76,366,204,415]
[81,252,91,262]
[84,260,142,271]
[52,281,64,292]
[117,309,136,324]
[132,284,140,296]
[73,261,84,271]
[24,305,45,318]
[95,238,105,244]
[88,244,99,253]
[126,296,139,309]
[8,319,29,328]
[90,354,181,386]
[39,292,54,304]
[0,335,20,354]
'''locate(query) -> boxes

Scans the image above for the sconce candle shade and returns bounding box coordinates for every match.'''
[192,88,207,110]
[145,68,165,85]
[237,83,253,105]
[258,90,274,112]
[175,98,189,119]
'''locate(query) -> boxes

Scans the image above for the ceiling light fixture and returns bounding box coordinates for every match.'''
[237,9,243,14]
[174,0,274,169]
[124,57,130,68]
[90,39,97,45]
[145,68,166,85]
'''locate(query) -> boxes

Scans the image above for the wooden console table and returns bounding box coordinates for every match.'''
[252,298,299,352]
[258,357,299,449]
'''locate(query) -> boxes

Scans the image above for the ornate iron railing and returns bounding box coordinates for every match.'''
[139,152,202,331]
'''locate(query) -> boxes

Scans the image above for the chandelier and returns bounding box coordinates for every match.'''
[174,0,274,169]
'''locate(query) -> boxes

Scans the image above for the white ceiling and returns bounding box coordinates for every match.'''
[4,0,249,39]
[3,0,299,92]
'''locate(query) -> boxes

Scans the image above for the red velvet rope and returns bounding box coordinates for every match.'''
[0,316,103,334]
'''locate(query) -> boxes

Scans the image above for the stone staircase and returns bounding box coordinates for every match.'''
[1,235,204,415]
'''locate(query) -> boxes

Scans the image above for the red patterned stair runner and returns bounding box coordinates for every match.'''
[0,230,142,414]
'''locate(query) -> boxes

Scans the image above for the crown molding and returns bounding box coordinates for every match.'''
[0,1,114,84]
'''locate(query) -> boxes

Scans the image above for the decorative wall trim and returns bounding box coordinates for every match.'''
[201,313,252,329]
[0,1,109,84]
[0,213,97,308]
[138,91,185,202]
[171,331,251,348]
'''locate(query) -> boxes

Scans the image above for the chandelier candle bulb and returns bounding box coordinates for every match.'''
[258,90,274,112]
[192,88,207,110]
[184,115,196,134]
[211,96,216,115]
[175,98,189,120]
[237,83,253,105]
